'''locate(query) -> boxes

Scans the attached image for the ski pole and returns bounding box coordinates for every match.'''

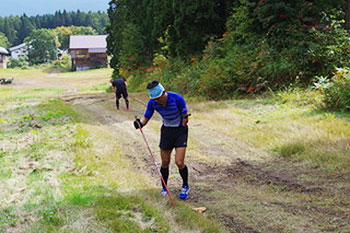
[135,116,175,208]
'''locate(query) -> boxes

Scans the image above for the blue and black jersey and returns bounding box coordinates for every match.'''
[144,92,188,127]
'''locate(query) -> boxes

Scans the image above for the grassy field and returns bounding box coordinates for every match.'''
[1,68,350,232]
[0,69,223,233]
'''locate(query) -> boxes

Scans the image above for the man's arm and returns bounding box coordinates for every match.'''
[134,100,154,129]
[176,94,189,126]
[140,116,149,127]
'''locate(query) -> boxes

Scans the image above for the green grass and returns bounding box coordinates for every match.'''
[0,67,112,79]
[78,82,112,92]
[272,142,306,157]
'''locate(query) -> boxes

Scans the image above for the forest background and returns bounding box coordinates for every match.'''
[107,0,350,111]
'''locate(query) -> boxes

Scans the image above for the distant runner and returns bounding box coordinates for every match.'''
[134,81,190,199]
[111,77,129,110]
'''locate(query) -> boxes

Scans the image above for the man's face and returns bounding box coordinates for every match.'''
[153,92,165,104]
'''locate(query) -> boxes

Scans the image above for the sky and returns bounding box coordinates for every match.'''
[0,0,109,17]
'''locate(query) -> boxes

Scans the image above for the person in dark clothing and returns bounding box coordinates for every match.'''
[111,77,129,110]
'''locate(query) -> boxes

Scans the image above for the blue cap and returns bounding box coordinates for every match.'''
[148,83,165,98]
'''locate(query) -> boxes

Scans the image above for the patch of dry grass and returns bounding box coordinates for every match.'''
[190,92,350,170]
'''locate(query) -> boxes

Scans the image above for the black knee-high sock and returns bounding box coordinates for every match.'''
[160,167,169,189]
[116,99,120,109]
[179,165,188,187]
[125,99,129,109]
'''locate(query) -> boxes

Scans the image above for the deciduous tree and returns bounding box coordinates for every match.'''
[25,29,60,64]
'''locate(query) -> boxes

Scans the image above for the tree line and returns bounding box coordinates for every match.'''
[107,0,350,99]
[106,0,234,75]
[0,10,109,47]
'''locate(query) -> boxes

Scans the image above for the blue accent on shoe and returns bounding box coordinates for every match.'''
[178,185,190,200]
[161,188,168,196]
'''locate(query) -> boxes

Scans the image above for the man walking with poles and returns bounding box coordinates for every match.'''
[111,77,129,110]
[134,81,190,200]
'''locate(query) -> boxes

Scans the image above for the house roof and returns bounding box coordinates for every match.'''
[9,43,28,51]
[0,46,9,55]
[69,35,107,50]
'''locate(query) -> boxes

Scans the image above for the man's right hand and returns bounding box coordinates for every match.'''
[134,118,142,129]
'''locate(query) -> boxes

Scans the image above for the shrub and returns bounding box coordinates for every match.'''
[51,54,71,71]
[322,68,350,111]
[7,56,29,69]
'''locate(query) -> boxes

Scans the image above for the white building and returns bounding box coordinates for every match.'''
[9,43,28,60]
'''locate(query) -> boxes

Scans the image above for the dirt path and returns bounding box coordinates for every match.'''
[58,91,350,233]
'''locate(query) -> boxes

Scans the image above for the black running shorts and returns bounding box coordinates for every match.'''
[116,88,128,99]
[159,125,188,150]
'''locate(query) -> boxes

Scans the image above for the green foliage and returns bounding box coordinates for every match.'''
[119,23,147,71]
[0,32,9,48]
[94,195,169,233]
[322,68,350,111]
[40,205,62,226]
[0,208,17,228]
[313,76,331,90]
[107,0,159,76]
[107,0,232,77]
[110,0,350,100]
[7,56,29,69]
[218,0,350,88]
[25,29,59,65]
[51,54,71,71]
[167,0,229,58]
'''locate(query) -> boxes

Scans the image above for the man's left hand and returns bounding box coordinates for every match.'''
[182,118,188,126]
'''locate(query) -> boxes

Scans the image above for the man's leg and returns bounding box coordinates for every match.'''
[175,147,188,187]
[125,97,129,110]
[160,149,172,189]
[122,90,129,110]
[116,90,121,109]
[116,97,120,109]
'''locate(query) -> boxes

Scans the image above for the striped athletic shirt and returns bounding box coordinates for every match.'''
[144,92,188,127]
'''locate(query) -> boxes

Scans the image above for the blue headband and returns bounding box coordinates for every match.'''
[148,83,165,98]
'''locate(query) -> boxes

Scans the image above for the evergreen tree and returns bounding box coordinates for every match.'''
[17,14,35,44]
[5,19,18,46]
[168,0,228,58]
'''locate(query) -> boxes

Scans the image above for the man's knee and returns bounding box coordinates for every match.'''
[175,160,185,169]
[162,160,170,167]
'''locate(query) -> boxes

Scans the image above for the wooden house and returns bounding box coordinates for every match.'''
[69,35,108,71]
